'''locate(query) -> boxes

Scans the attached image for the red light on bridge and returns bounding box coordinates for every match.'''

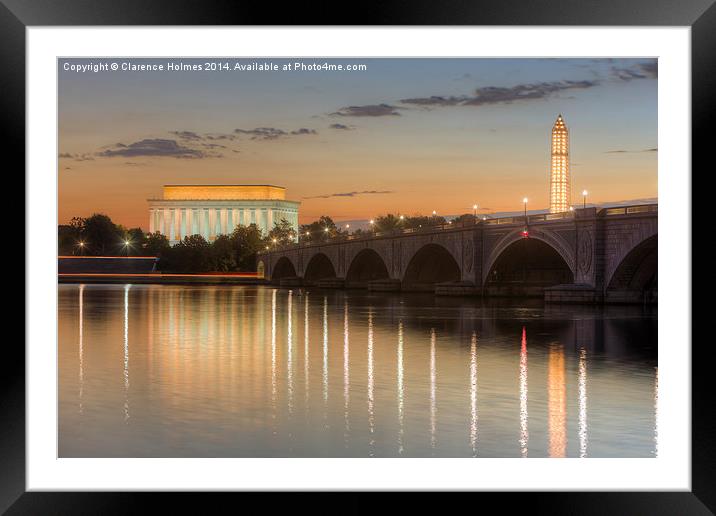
[521,229,529,238]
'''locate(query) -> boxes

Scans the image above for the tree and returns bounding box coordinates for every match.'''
[161,234,211,272]
[373,214,401,233]
[210,234,237,272]
[83,213,123,255]
[403,214,446,230]
[300,215,339,243]
[58,217,86,255]
[124,227,145,256]
[143,231,171,257]
[268,218,296,245]
[451,213,477,225]
[230,223,266,271]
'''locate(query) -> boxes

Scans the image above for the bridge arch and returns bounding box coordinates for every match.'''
[606,234,657,302]
[402,243,461,291]
[271,256,297,282]
[484,230,575,296]
[346,248,389,288]
[484,228,576,285]
[304,252,337,284]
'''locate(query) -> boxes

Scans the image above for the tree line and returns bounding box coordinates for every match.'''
[59,211,478,272]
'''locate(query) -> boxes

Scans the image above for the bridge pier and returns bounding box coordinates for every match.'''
[544,283,602,304]
[279,276,303,287]
[317,277,345,289]
[435,281,480,296]
[367,278,401,292]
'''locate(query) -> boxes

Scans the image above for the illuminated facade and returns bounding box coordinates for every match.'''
[549,114,571,213]
[148,185,300,244]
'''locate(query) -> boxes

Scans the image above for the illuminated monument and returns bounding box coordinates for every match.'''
[148,185,300,244]
[549,114,571,213]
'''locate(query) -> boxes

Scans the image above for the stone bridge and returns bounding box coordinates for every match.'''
[258,204,657,303]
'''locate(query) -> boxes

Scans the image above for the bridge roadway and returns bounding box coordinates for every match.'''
[258,204,657,303]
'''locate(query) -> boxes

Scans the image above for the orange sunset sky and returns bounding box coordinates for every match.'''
[59,58,657,230]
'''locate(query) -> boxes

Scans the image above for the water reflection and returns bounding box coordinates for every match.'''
[271,289,277,433]
[430,328,437,451]
[367,308,375,456]
[397,321,405,455]
[343,300,350,446]
[123,284,130,423]
[469,331,477,457]
[287,290,293,418]
[578,347,588,458]
[548,344,566,458]
[59,285,658,458]
[519,326,528,458]
[78,284,84,415]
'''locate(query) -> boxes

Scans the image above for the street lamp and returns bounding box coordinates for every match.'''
[124,239,131,257]
[523,197,528,218]
[473,204,478,218]
[582,190,588,210]
[432,210,437,217]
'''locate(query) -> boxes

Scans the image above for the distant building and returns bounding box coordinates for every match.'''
[148,185,300,244]
[549,114,571,213]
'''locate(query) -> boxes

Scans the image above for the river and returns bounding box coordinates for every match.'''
[58,283,658,458]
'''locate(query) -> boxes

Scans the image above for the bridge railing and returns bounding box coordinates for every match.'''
[262,204,656,253]
[601,204,658,216]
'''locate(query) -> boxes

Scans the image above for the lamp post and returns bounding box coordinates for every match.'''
[523,197,528,219]
[124,239,130,257]
[78,241,85,256]
[582,190,588,210]
[473,204,478,218]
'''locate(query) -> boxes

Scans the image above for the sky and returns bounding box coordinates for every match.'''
[58,58,657,229]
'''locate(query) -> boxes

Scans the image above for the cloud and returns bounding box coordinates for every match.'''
[400,95,467,106]
[330,104,401,117]
[169,130,203,141]
[638,62,658,78]
[98,139,213,159]
[604,148,658,153]
[329,123,354,130]
[400,80,599,108]
[59,152,95,161]
[234,127,318,140]
[304,190,395,199]
[610,61,658,81]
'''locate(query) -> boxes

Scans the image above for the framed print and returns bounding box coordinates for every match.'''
[5,0,710,512]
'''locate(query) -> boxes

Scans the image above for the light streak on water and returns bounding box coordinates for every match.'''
[78,285,84,415]
[578,347,588,458]
[548,344,566,458]
[470,331,478,457]
[397,320,405,454]
[430,328,437,451]
[343,300,350,446]
[304,293,309,413]
[368,309,375,455]
[322,296,328,416]
[271,288,277,433]
[287,290,293,417]
[123,284,130,423]
[519,326,528,457]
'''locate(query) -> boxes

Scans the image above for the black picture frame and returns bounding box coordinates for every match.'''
[5,0,709,512]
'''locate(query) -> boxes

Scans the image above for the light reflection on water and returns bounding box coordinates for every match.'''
[59,284,658,458]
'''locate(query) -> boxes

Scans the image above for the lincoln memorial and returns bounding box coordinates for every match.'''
[148,185,300,244]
